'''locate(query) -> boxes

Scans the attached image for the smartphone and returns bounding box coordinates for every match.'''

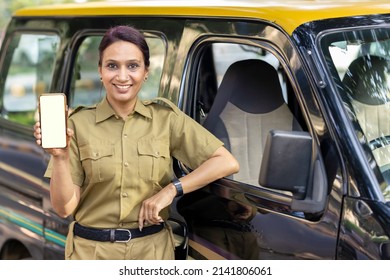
[38,93,68,148]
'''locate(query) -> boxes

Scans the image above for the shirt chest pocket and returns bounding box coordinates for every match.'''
[79,144,115,184]
[138,139,170,181]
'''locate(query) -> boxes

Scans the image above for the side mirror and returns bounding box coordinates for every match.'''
[259,130,327,214]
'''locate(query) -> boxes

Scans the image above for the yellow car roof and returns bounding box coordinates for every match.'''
[13,0,390,35]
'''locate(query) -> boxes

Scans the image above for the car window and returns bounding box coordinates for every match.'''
[70,35,165,108]
[193,42,304,191]
[1,33,60,126]
[321,28,390,201]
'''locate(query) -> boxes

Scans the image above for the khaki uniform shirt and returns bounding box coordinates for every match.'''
[45,97,223,229]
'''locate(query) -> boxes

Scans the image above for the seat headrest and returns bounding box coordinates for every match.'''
[214,59,285,114]
[342,55,389,105]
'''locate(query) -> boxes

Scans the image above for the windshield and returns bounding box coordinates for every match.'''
[320,27,390,201]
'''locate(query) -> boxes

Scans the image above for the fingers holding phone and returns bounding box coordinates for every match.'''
[33,121,42,146]
[34,121,74,154]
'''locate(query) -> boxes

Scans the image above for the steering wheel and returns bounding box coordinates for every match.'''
[369,135,390,150]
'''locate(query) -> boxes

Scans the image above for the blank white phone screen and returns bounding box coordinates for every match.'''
[39,94,67,148]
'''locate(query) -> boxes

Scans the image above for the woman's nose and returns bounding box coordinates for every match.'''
[117,67,130,81]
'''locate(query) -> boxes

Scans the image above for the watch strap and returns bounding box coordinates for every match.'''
[172,178,183,197]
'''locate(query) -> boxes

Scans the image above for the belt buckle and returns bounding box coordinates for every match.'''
[115,229,132,242]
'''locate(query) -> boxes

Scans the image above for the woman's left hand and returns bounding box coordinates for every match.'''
[137,146,239,231]
[138,184,176,230]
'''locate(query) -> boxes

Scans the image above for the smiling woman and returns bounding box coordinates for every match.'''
[2,0,390,262]
[32,25,239,260]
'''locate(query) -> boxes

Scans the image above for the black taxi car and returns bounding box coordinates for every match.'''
[0,0,390,259]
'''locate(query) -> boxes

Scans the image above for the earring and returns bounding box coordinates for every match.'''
[144,76,148,82]
[100,77,102,82]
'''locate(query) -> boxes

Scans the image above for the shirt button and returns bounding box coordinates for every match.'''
[122,192,128,197]
[124,162,129,167]
[94,152,99,157]
[123,134,128,138]
[155,151,159,156]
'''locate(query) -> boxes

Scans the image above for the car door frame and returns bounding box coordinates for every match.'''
[172,17,345,260]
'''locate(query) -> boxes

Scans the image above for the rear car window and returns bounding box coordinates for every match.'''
[1,33,60,126]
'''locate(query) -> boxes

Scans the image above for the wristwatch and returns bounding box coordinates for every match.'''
[172,178,184,197]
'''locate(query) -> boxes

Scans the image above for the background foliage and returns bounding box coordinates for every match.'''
[0,0,102,36]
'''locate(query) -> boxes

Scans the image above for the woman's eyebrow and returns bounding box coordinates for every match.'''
[104,58,141,63]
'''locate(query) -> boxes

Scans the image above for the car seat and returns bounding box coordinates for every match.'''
[203,59,301,186]
[342,55,390,178]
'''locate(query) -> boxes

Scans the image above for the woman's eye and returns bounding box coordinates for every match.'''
[106,63,117,69]
[128,63,140,70]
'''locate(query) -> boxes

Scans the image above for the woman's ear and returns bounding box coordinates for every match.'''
[144,70,149,81]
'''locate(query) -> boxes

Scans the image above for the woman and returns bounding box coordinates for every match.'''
[34,25,239,260]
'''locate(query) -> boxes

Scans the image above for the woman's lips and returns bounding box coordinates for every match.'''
[114,84,131,92]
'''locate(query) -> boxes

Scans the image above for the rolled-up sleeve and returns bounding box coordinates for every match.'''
[170,110,223,170]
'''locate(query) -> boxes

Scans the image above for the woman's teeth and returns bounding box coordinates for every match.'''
[116,84,131,90]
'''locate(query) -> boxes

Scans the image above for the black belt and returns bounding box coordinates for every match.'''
[74,223,164,243]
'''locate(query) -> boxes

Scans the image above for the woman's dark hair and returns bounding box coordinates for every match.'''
[98,25,150,68]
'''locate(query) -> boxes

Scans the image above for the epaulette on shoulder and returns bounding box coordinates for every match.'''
[68,104,96,117]
[142,97,181,115]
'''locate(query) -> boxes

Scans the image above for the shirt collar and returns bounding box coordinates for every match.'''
[134,99,152,119]
[96,97,152,123]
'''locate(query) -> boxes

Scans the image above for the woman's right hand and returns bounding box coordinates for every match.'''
[33,122,74,157]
